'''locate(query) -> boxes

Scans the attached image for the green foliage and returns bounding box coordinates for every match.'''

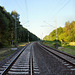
[0,6,40,48]
[62,42,69,47]
[43,21,75,42]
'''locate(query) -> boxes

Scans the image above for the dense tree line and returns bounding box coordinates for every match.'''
[43,21,75,42]
[0,6,40,47]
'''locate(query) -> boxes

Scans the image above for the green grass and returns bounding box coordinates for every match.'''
[42,41,61,48]
[59,46,75,55]
[42,41,75,55]
[0,48,16,61]
[18,42,28,47]
[18,42,27,46]
[42,41,54,47]
[0,42,28,61]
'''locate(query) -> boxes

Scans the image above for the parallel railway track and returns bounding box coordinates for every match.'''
[38,42,75,70]
[0,42,74,75]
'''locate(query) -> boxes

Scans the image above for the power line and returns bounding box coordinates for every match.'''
[44,0,71,28]
[14,0,30,25]
[45,0,71,20]
[25,0,29,20]
[21,21,29,25]
[54,0,71,16]
[15,0,26,13]
[54,0,71,27]
[13,0,27,23]
[24,0,30,27]
[43,21,55,28]
[24,0,30,42]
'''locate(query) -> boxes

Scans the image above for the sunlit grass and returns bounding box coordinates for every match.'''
[42,41,75,55]
[18,42,28,47]
[69,42,75,46]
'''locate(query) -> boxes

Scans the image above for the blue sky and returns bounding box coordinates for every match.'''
[0,0,75,39]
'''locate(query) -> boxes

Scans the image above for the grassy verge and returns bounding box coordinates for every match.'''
[0,48,16,61]
[59,46,75,55]
[18,42,28,47]
[0,42,28,61]
[42,41,61,48]
[42,41,75,56]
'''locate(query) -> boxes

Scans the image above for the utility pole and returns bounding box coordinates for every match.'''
[43,20,58,49]
[42,33,43,40]
[28,32,29,43]
[12,15,17,47]
[11,15,18,50]
[15,17,17,47]
[55,18,58,49]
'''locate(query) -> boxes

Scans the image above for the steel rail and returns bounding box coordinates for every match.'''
[30,49,33,75]
[1,44,30,75]
[41,42,75,59]
[38,42,75,66]
[30,46,34,75]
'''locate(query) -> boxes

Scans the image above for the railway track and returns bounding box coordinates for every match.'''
[38,42,75,71]
[0,42,74,75]
[0,43,40,75]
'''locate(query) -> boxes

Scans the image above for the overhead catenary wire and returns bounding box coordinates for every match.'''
[43,21,55,28]
[15,0,26,13]
[43,0,71,28]
[25,0,29,20]
[54,0,71,16]
[12,1,30,28]
[15,0,28,21]
[54,0,71,27]
[45,0,71,20]
[21,21,29,25]
[24,0,30,42]
[24,0,31,26]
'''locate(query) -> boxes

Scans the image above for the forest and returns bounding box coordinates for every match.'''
[0,6,40,48]
[43,21,75,42]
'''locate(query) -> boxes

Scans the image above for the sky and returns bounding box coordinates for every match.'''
[0,0,75,39]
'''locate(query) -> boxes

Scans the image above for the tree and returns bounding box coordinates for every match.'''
[43,21,75,42]
[0,6,40,47]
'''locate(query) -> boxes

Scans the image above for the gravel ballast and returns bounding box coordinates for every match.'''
[33,42,75,75]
